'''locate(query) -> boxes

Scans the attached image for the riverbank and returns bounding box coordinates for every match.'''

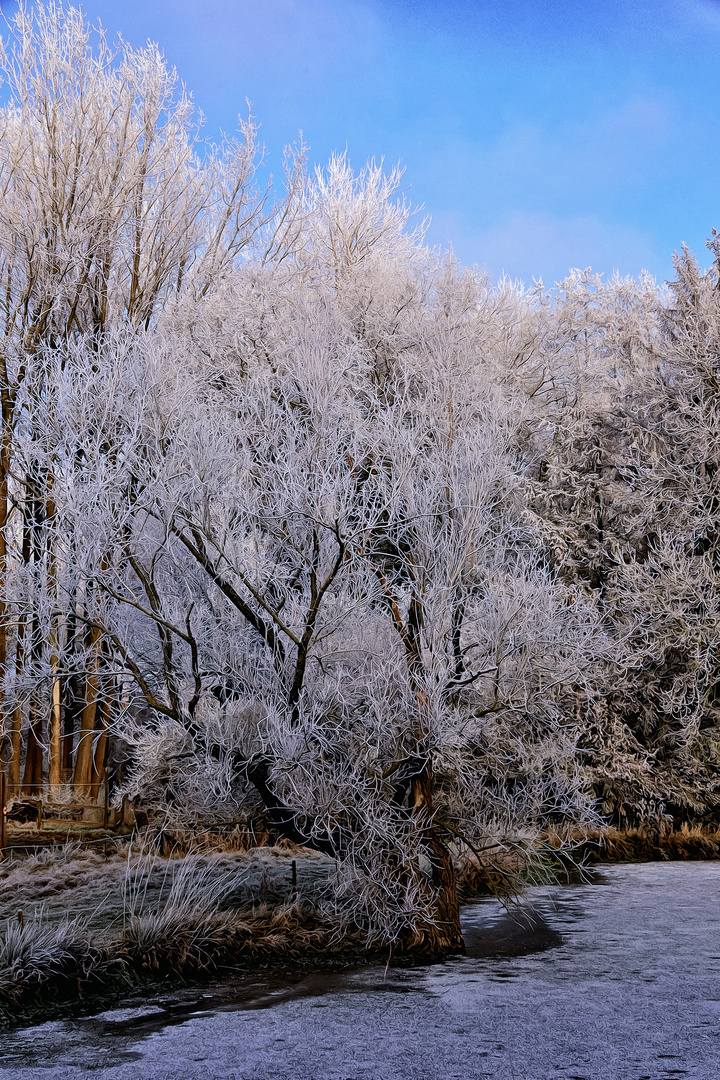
[1,824,718,1026]
[0,842,368,1025]
[565,824,720,864]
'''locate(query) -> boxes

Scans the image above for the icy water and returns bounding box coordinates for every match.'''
[1,861,719,1080]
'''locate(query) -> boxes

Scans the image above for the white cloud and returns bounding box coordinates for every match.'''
[428,210,663,288]
[423,92,676,214]
[685,0,720,33]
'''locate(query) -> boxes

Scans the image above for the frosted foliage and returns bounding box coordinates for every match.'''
[22,241,606,939]
[0,3,267,355]
[532,246,720,824]
[2,2,719,945]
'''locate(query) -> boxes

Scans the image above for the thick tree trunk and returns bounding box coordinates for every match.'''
[410,767,464,954]
[425,830,464,952]
[73,673,98,798]
[90,729,107,802]
[89,688,111,801]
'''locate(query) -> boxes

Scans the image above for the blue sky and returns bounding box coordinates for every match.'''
[1,0,719,286]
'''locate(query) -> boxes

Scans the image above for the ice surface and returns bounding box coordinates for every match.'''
[1,861,718,1080]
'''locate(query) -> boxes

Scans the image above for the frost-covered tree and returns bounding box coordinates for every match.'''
[534,254,720,826]
[6,0,720,957]
[0,1,271,794]
[24,168,607,948]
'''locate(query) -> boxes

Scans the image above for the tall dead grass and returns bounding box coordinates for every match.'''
[118,848,353,975]
[0,845,353,1019]
[120,850,246,974]
[0,912,117,1008]
[579,824,720,862]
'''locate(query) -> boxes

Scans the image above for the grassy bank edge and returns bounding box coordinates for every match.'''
[1,825,718,1027]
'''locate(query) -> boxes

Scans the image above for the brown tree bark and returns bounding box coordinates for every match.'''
[410,766,464,954]
[73,625,100,797]
[47,666,62,791]
[89,684,112,802]
[61,603,82,780]
[21,694,44,795]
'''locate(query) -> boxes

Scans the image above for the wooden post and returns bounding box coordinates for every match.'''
[0,772,6,860]
[103,780,109,829]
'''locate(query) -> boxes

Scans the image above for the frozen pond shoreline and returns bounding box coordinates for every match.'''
[1,861,719,1080]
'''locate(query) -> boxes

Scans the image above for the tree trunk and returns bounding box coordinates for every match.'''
[7,489,32,795]
[73,680,98,798]
[21,695,44,796]
[7,701,23,795]
[21,588,44,796]
[61,672,81,780]
[62,603,82,780]
[90,728,107,803]
[7,607,27,794]
[44,462,61,786]
[373,567,463,952]
[47,665,62,791]
[425,829,464,953]
[410,767,464,954]
[73,626,100,797]
[89,686,111,801]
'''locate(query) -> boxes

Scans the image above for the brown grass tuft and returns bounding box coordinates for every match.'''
[574,825,720,864]
[0,913,118,1008]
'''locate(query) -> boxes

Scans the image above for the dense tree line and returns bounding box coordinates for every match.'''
[1,3,718,949]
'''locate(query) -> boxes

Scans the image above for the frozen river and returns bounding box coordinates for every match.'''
[1,861,719,1080]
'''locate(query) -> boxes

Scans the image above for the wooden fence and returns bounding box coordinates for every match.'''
[0,773,117,859]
